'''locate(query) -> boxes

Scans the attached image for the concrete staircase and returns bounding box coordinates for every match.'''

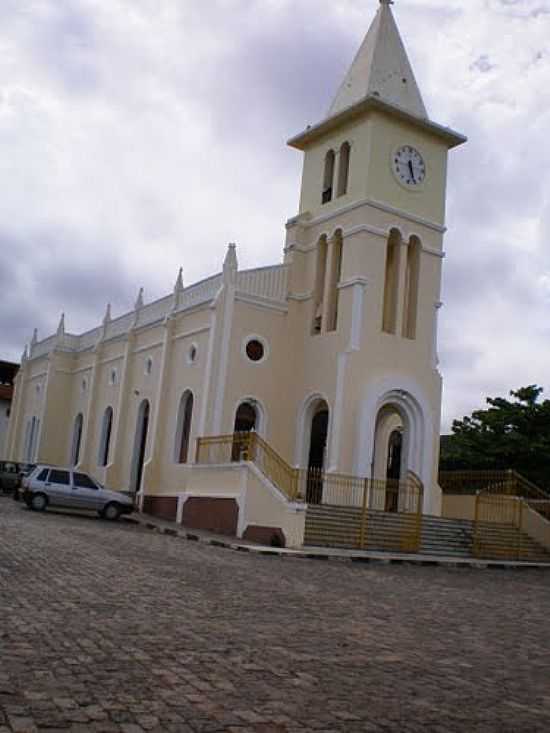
[304,504,550,562]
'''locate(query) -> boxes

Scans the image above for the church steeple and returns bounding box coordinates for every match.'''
[328,0,427,120]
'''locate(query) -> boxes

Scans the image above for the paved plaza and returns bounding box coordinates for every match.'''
[1,497,550,732]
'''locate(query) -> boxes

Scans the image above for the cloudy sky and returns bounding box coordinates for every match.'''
[1,0,549,429]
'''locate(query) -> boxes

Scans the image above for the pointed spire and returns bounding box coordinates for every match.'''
[57,313,65,337]
[328,0,427,119]
[31,328,38,347]
[103,303,112,326]
[134,288,144,310]
[21,344,28,363]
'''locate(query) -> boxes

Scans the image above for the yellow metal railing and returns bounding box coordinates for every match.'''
[474,492,527,560]
[196,432,300,501]
[195,433,424,552]
[439,469,549,501]
[441,470,550,560]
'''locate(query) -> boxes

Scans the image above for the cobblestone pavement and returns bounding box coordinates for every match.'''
[1,498,550,733]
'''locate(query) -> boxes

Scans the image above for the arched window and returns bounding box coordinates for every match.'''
[322,150,335,204]
[70,413,84,467]
[382,229,402,334]
[98,407,114,467]
[312,236,328,334]
[326,232,343,332]
[174,391,194,464]
[403,237,421,340]
[24,416,39,463]
[130,400,150,493]
[337,142,351,197]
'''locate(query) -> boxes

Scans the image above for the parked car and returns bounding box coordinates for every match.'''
[22,466,135,520]
[0,462,35,496]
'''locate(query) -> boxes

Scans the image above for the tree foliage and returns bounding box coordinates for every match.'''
[440,386,550,489]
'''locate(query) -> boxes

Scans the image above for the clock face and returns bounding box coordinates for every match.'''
[393,146,426,187]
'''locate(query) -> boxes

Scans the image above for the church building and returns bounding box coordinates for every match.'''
[6,1,466,548]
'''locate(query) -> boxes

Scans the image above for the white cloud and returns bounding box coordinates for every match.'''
[0,0,549,431]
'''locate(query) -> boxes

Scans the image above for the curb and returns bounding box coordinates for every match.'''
[124,516,550,571]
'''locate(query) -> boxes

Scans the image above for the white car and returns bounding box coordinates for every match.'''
[22,466,135,520]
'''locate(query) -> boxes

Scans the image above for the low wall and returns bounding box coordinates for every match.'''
[522,504,550,553]
[142,463,306,548]
[442,494,477,521]
[244,464,306,548]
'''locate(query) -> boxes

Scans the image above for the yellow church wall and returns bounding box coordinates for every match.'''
[220,300,297,462]
[151,325,211,493]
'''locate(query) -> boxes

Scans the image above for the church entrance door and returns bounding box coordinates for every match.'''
[385,429,403,513]
[307,406,329,504]
[232,402,257,461]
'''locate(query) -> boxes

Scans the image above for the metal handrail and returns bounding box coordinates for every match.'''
[439,469,550,500]
[196,433,423,505]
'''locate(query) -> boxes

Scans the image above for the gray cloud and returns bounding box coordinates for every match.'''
[0,0,549,432]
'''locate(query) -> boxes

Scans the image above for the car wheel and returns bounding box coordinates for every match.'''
[102,502,121,521]
[30,493,48,512]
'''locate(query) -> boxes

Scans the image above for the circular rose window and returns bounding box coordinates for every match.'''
[246,339,265,363]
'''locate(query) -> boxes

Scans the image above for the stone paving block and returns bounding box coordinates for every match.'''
[2,497,550,732]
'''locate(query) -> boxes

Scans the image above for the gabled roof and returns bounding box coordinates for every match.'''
[329,1,427,120]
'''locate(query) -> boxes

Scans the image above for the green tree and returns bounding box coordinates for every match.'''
[440,386,550,490]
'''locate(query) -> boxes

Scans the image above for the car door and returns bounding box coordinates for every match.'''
[72,472,102,510]
[45,469,74,508]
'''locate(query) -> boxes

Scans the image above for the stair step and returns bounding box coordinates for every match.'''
[305,505,550,561]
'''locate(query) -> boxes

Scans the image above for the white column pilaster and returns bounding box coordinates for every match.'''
[432,301,443,369]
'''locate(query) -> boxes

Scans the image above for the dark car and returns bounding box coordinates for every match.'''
[0,462,35,496]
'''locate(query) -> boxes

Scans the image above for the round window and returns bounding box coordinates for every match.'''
[246,339,265,363]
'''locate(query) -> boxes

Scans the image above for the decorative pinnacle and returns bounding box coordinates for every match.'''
[31,328,38,346]
[135,288,144,310]
[57,313,65,337]
[380,0,394,5]
[103,303,112,325]
[223,242,238,270]
[174,267,184,293]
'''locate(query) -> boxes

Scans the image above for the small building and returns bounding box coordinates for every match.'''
[6,2,466,547]
[0,361,19,459]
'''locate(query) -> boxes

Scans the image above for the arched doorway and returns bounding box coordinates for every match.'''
[234,402,257,433]
[131,400,150,493]
[373,405,406,513]
[385,429,403,512]
[232,401,258,461]
[306,401,329,504]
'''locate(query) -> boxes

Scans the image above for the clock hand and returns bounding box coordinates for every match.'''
[408,160,415,183]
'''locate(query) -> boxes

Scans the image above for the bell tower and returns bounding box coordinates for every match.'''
[284,0,466,513]
[288,0,465,228]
